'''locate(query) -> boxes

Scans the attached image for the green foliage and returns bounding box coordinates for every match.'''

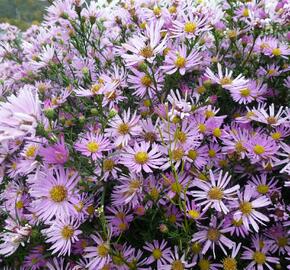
[0,0,47,30]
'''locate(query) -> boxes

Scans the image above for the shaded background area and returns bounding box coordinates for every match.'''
[0,0,47,30]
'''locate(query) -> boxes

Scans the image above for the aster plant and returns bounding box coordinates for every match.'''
[0,0,289,269]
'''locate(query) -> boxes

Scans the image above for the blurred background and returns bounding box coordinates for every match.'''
[0,0,47,30]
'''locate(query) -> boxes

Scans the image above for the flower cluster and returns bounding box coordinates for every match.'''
[0,0,289,269]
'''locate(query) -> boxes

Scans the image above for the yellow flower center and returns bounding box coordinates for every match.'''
[267,69,276,75]
[152,248,162,260]
[118,222,127,231]
[16,200,24,209]
[220,77,233,85]
[198,258,210,270]
[207,228,220,241]
[271,132,281,140]
[175,56,186,68]
[272,48,281,56]
[208,149,216,158]
[86,205,95,215]
[252,251,266,264]
[172,148,184,161]
[205,110,215,118]
[11,162,17,170]
[91,84,102,94]
[197,86,206,94]
[153,6,161,16]
[150,187,159,201]
[235,141,245,152]
[87,141,99,153]
[184,21,197,33]
[61,225,74,240]
[198,123,207,133]
[98,244,109,257]
[192,242,201,254]
[134,151,149,164]
[240,201,253,215]
[240,88,251,97]
[242,8,249,17]
[25,146,37,157]
[213,128,222,137]
[223,257,237,270]
[232,218,243,227]
[118,123,130,135]
[267,116,277,125]
[172,260,184,270]
[128,179,141,194]
[277,237,287,247]
[188,149,198,160]
[103,159,115,171]
[50,185,67,202]
[171,182,182,194]
[140,46,153,58]
[188,209,200,219]
[253,145,265,155]
[169,5,177,14]
[208,187,224,200]
[257,184,269,194]
[141,75,152,87]
[175,131,187,143]
[168,214,176,223]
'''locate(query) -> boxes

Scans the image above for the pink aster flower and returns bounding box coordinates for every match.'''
[84,232,111,270]
[248,174,280,197]
[105,109,142,146]
[111,173,144,207]
[275,142,290,175]
[143,240,171,268]
[42,217,81,256]
[242,236,279,270]
[121,19,167,66]
[245,133,279,166]
[192,216,234,258]
[191,170,240,214]
[120,141,165,173]
[205,63,248,90]
[159,246,196,270]
[30,166,79,222]
[171,10,210,39]
[249,104,289,127]
[127,68,164,98]
[232,185,271,232]
[228,80,267,104]
[0,85,42,142]
[75,132,111,161]
[22,246,46,270]
[161,45,202,75]
[46,257,71,270]
[40,135,69,165]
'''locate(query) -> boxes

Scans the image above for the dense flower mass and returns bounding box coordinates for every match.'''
[0,0,289,269]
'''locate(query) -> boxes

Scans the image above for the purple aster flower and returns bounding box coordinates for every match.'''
[143,240,171,268]
[120,141,165,173]
[75,132,111,161]
[191,170,240,214]
[159,246,196,269]
[242,236,279,270]
[30,166,79,222]
[192,216,234,258]
[205,63,248,90]
[231,185,271,232]
[161,44,202,75]
[84,232,111,270]
[40,135,69,165]
[42,217,81,256]
[46,257,71,270]
[22,246,46,270]
[112,173,144,207]
[105,109,142,147]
